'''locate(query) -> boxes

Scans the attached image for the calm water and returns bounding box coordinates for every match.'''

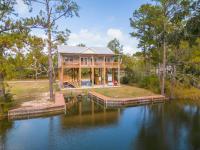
[0,99,200,150]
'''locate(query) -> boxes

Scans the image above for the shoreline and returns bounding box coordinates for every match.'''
[7,92,65,120]
[88,91,167,108]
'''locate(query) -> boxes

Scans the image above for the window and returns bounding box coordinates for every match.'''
[106,58,110,62]
[64,56,73,62]
[81,57,88,65]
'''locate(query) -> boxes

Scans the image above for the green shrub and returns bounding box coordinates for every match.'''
[122,69,142,84]
[0,90,14,114]
[138,75,160,93]
[121,76,129,84]
[0,102,14,113]
[0,92,13,102]
[122,71,160,94]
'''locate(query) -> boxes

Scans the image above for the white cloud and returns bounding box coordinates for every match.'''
[107,28,123,40]
[29,28,139,54]
[68,28,139,54]
[69,29,104,47]
[15,0,29,15]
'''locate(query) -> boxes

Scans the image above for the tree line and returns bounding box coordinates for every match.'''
[0,0,79,101]
[124,0,200,98]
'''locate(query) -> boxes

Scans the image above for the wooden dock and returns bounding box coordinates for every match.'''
[8,93,65,119]
[88,91,167,108]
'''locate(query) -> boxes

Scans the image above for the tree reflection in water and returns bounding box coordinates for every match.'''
[133,101,200,150]
[0,119,13,149]
[0,99,200,150]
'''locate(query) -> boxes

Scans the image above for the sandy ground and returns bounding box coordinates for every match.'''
[20,92,55,108]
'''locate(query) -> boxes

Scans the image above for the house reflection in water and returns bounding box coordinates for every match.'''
[60,100,121,128]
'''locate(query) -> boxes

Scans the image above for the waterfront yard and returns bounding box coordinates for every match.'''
[0,81,50,114]
[91,85,156,98]
[7,80,59,107]
[8,81,200,102]
[8,80,49,102]
[9,80,200,106]
[61,85,157,99]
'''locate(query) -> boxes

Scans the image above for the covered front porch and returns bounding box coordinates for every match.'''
[60,67,120,88]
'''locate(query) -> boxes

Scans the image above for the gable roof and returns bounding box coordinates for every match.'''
[57,45,114,55]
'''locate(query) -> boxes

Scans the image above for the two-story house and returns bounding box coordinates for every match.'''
[58,45,121,88]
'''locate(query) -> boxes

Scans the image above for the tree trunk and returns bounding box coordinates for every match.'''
[35,60,38,80]
[144,54,148,75]
[0,72,5,98]
[47,33,54,101]
[0,50,5,99]
[161,39,166,96]
[170,65,176,99]
[46,0,54,101]
[161,6,167,96]
[52,63,56,81]
[143,46,149,76]
[35,68,38,80]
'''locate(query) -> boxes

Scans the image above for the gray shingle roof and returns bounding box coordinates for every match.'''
[57,45,114,55]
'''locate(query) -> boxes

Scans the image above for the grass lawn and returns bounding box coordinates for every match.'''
[0,80,61,114]
[91,85,156,98]
[7,80,58,105]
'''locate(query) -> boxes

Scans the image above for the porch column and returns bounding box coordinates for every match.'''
[79,56,81,87]
[61,63,64,87]
[99,68,102,85]
[103,56,106,86]
[77,68,79,82]
[73,68,75,82]
[72,68,74,82]
[112,68,115,84]
[91,56,94,86]
[118,55,120,86]
[92,56,94,87]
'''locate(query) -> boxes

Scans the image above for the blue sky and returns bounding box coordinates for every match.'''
[15,0,151,54]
